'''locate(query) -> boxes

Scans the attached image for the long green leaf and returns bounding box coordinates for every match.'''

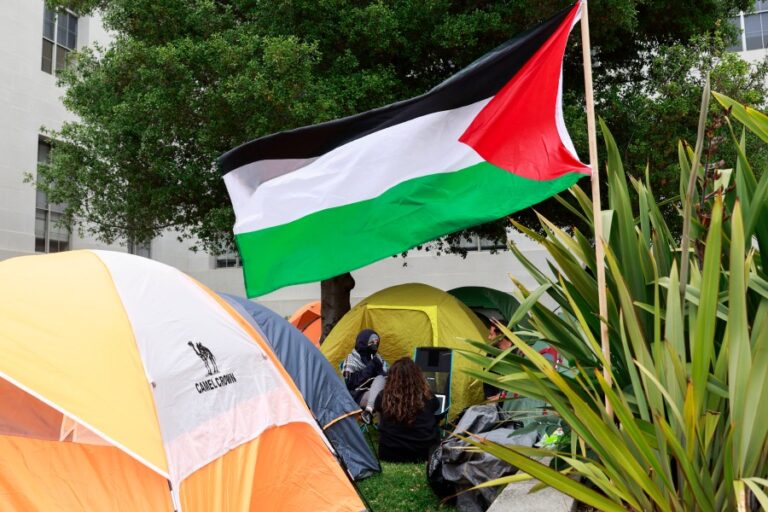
[679,140,692,201]
[713,91,768,143]
[742,478,768,511]
[509,341,667,509]
[555,193,592,227]
[459,436,627,512]
[568,185,597,224]
[728,201,751,475]
[691,195,723,413]
[596,372,676,496]
[740,302,768,475]
[558,275,608,367]
[657,419,716,512]
[508,283,552,326]
[600,118,650,316]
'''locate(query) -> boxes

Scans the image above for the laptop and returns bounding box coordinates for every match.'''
[434,394,447,413]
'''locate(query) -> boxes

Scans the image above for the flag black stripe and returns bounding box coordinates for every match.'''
[219,4,574,174]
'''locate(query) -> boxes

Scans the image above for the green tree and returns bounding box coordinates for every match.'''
[598,28,768,198]
[39,0,759,329]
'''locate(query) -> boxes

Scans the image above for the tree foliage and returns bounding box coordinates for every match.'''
[40,0,758,252]
[599,29,768,196]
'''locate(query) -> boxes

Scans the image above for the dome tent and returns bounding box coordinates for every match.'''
[449,285,556,362]
[288,300,322,347]
[447,286,522,325]
[0,251,365,512]
[220,294,379,480]
[321,283,489,417]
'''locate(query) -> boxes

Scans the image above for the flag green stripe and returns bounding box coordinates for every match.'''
[236,162,584,296]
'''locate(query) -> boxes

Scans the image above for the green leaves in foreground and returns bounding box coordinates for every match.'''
[462,92,768,510]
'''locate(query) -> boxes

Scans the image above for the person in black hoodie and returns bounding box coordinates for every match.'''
[373,357,440,463]
[342,329,389,424]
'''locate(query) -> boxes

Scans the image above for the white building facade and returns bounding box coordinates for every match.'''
[0,1,584,316]
[728,0,768,63]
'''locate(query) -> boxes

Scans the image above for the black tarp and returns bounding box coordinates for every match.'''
[437,404,538,511]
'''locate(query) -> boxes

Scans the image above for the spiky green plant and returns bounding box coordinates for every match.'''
[460,90,768,511]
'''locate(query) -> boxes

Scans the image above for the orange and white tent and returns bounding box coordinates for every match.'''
[0,250,365,512]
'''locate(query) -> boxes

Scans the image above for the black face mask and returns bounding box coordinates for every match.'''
[355,329,380,356]
[367,335,380,353]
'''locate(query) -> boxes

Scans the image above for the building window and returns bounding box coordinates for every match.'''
[42,7,78,74]
[35,140,70,253]
[214,244,242,268]
[456,235,508,252]
[479,236,508,251]
[728,2,768,52]
[744,12,768,50]
[128,240,152,258]
[727,16,746,52]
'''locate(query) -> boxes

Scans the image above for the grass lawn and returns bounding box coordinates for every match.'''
[357,461,456,512]
[355,429,456,512]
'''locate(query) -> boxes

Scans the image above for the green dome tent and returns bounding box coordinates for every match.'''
[449,286,560,365]
[447,286,522,326]
[321,283,489,417]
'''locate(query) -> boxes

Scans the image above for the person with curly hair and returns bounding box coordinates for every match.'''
[373,357,441,463]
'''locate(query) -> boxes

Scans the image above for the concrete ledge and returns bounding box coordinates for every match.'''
[487,474,575,512]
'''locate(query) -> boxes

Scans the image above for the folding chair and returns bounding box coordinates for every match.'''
[339,360,380,450]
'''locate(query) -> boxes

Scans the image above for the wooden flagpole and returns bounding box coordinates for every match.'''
[579,0,612,416]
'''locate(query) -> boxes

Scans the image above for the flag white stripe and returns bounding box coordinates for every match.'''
[555,3,582,162]
[224,99,490,234]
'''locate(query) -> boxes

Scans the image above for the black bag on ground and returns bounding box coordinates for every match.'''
[426,444,455,503]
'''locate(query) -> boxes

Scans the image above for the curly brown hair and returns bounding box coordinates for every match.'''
[380,358,432,425]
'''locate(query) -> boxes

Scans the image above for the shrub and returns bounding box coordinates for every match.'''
[462,88,768,511]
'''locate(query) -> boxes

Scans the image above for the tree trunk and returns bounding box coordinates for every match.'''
[319,272,355,344]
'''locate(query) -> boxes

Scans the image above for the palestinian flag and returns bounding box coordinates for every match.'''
[220,1,590,297]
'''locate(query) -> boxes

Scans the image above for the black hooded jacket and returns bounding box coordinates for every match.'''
[342,329,388,397]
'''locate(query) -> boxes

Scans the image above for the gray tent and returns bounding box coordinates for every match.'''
[220,294,380,480]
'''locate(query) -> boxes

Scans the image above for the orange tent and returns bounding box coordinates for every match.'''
[0,251,365,512]
[289,301,322,347]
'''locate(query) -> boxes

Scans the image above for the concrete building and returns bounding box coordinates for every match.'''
[728,1,768,63]
[0,1,583,316]
[1,1,110,261]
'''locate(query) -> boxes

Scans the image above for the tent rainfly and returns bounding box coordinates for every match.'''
[0,250,365,512]
[288,301,322,347]
[447,286,523,326]
[220,294,380,480]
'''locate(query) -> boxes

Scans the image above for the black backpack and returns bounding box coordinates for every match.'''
[426,445,455,503]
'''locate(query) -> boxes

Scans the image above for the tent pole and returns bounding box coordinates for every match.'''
[167,479,180,512]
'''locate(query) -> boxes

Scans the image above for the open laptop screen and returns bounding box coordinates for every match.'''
[434,394,446,413]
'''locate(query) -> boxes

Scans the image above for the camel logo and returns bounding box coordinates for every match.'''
[188,341,219,375]
[187,341,238,395]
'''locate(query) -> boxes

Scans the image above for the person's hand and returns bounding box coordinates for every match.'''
[370,356,384,374]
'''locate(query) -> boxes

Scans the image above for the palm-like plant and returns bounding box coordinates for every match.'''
[461,90,768,511]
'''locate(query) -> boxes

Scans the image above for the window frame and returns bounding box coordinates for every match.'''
[214,243,243,269]
[35,138,70,254]
[41,6,79,75]
[454,234,508,252]
[728,2,768,53]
